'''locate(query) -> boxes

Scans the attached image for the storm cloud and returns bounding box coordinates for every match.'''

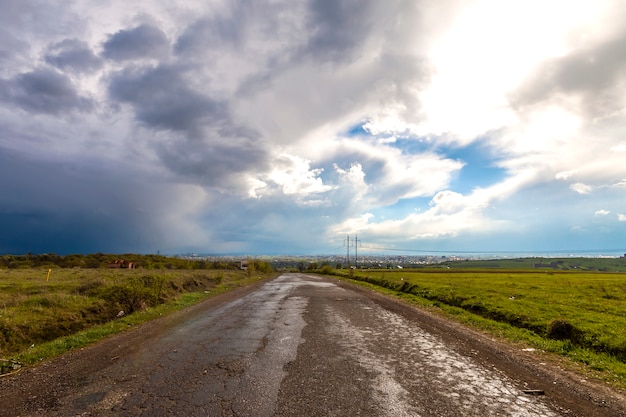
[44,39,103,73]
[108,65,228,133]
[0,68,93,115]
[102,24,170,61]
[511,27,626,117]
[1,0,625,255]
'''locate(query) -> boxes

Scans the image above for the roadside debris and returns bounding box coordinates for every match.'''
[0,359,22,377]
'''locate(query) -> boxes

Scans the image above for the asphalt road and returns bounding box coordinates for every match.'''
[2,273,625,416]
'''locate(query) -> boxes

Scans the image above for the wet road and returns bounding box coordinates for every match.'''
[8,274,573,415]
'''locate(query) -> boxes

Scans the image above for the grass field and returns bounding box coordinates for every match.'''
[443,257,626,272]
[0,267,273,374]
[327,267,626,389]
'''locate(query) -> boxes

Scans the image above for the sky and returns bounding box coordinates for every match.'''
[1,0,625,256]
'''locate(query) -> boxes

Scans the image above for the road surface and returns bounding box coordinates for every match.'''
[1,273,625,416]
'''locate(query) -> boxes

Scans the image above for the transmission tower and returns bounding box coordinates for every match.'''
[345,234,362,269]
[354,235,361,268]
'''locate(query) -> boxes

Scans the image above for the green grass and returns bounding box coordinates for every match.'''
[324,268,626,390]
[0,268,275,373]
[443,257,626,272]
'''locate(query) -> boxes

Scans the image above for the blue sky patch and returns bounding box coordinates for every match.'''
[441,140,507,194]
[391,137,435,154]
[346,122,369,136]
[369,196,431,220]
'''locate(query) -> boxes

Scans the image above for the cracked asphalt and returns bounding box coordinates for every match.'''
[1,273,625,416]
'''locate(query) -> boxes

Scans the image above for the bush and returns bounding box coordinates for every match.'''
[319,265,334,275]
[74,279,106,296]
[547,319,583,343]
[99,284,158,314]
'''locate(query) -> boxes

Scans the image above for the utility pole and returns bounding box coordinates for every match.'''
[345,235,363,269]
[354,235,361,269]
[346,234,350,268]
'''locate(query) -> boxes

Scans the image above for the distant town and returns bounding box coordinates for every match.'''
[175,252,626,271]
[174,253,460,269]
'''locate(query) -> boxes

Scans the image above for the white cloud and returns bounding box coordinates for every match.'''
[611,144,626,152]
[618,214,626,222]
[264,154,333,197]
[570,183,593,194]
[330,178,515,242]
[595,209,610,216]
[364,0,610,143]
[430,190,468,214]
[330,194,499,242]
[290,135,464,208]
[612,179,626,188]
[556,170,577,180]
[334,162,366,183]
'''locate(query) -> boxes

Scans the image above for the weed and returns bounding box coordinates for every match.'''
[0,359,21,374]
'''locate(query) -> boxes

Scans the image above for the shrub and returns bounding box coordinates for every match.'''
[99,284,157,314]
[320,265,334,275]
[547,319,583,344]
[73,279,105,296]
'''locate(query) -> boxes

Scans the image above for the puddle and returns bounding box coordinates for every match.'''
[325,303,558,416]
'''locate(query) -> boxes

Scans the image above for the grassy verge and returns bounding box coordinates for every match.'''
[0,268,275,373]
[320,267,626,391]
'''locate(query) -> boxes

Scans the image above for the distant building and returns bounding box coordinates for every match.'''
[107,259,135,269]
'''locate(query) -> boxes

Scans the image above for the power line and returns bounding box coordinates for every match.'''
[343,235,364,268]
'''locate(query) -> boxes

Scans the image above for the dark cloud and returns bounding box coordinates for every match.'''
[44,39,102,73]
[0,0,78,40]
[102,24,170,61]
[0,145,279,255]
[155,134,266,185]
[174,0,292,57]
[174,0,382,65]
[0,149,168,254]
[0,209,122,255]
[107,64,269,187]
[0,68,93,115]
[0,28,31,67]
[108,65,228,133]
[174,16,243,56]
[511,29,626,117]
[303,0,377,61]
[192,188,336,254]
